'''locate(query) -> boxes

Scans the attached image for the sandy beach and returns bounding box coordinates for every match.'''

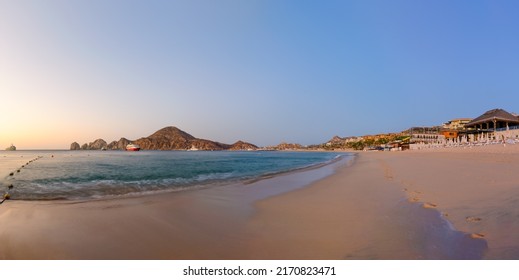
[1,146,519,259]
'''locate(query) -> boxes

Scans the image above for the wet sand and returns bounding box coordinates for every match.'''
[0,156,347,259]
[1,146,518,259]
[373,144,519,259]
[243,152,487,259]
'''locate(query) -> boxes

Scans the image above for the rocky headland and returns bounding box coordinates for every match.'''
[70,126,258,151]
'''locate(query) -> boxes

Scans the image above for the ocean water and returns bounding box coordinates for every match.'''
[0,150,343,200]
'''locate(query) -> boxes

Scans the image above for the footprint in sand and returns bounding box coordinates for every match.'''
[466,216,482,223]
[470,233,485,239]
[382,165,394,180]
[403,187,424,204]
[422,202,437,209]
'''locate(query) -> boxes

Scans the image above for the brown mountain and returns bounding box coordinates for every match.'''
[133,126,196,150]
[133,126,232,150]
[71,126,258,151]
[228,140,259,151]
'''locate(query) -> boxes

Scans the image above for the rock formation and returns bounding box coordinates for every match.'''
[228,141,259,151]
[271,142,304,150]
[106,138,130,150]
[133,126,197,150]
[88,139,108,150]
[5,144,16,151]
[70,126,258,151]
[70,142,80,150]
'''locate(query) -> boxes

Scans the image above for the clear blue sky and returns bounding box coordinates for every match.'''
[2,0,519,148]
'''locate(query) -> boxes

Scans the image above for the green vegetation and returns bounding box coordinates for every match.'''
[319,134,410,151]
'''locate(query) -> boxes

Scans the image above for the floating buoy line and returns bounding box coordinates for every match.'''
[1,156,44,205]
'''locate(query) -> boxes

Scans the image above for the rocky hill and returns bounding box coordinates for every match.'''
[70,126,258,151]
[107,138,131,150]
[228,140,259,151]
[266,142,305,151]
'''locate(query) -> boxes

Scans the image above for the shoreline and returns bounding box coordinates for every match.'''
[376,145,519,259]
[6,152,350,203]
[0,154,354,259]
[244,151,488,259]
[360,144,519,259]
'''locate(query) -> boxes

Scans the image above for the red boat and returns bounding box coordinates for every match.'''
[126,143,141,151]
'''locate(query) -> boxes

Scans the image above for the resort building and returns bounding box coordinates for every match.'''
[406,127,446,150]
[345,108,519,151]
[407,127,443,143]
[442,118,472,130]
[440,130,459,140]
[464,108,519,132]
[461,108,519,143]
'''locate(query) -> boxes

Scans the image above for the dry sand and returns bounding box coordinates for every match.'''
[1,145,519,259]
[375,144,519,259]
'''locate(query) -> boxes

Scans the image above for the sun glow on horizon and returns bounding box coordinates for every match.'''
[2,1,519,149]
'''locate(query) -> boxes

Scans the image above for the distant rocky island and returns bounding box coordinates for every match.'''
[70,126,258,151]
[5,144,16,151]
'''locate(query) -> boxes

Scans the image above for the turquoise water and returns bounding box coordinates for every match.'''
[0,150,344,200]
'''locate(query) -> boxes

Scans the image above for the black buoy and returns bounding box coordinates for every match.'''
[9,172,14,176]
[17,169,20,173]
[8,184,13,189]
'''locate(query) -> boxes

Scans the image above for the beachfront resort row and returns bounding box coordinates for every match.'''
[327,108,519,151]
[409,108,519,150]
